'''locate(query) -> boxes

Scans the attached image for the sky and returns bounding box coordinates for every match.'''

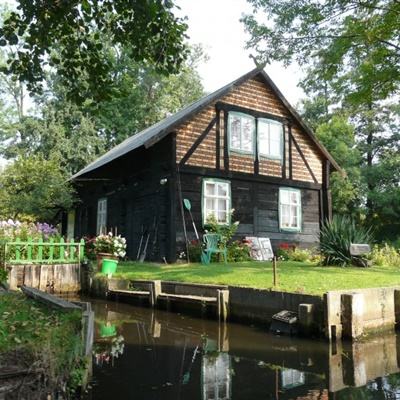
[177,0,305,106]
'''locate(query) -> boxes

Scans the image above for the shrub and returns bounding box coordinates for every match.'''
[0,267,7,284]
[319,215,373,266]
[205,213,239,248]
[188,239,203,262]
[371,244,400,267]
[287,247,312,262]
[227,240,251,262]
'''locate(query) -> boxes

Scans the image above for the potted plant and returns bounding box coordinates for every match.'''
[94,232,127,272]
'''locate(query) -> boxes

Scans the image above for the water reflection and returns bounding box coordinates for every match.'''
[84,299,400,400]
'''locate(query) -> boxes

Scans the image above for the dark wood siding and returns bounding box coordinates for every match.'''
[176,171,320,252]
[74,135,173,261]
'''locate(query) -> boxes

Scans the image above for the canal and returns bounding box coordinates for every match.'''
[84,298,400,399]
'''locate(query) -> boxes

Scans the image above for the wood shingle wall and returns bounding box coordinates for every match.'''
[176,76,323,184]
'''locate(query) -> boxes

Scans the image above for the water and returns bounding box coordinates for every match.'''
[84,298,400,399]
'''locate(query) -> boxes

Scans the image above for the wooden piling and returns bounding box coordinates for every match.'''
[273,257,278,287]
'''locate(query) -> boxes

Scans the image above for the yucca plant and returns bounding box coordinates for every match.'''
[319,215,373,267]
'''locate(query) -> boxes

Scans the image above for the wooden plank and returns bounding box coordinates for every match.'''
[20,286,81,310]
[179,165,322,190]
[216,108,220,170]
[290,129,318,184]
[167,134,177,263]
[223,110,229,171]
[39,264,49,292]
[288,124,293,180]
[179,116,217,166]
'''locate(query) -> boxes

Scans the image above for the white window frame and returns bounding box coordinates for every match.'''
[97,198,108,234]
[228,112,255,155]
[279,188,302,232]
[258,118,283,161]
[202,179,231,225]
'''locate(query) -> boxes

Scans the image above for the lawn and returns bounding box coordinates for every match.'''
[111,261,400,296]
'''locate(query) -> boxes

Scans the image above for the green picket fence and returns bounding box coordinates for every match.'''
[4,238,85,264]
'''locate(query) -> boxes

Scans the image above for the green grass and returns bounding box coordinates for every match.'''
[0,292,81,353]
[111,261,400,296]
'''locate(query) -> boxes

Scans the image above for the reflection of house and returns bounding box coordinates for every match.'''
[69,67,340,261]
[202,353,231,400]
[281,368,305,389]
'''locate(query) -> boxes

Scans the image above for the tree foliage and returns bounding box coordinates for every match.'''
[0,155,75,221]
[0,0,189,103]
[243,0,400,240]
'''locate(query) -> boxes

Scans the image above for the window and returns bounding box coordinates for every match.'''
[279,188,301,231]
[97,198,107,234]
[202,179,231,225]
[228,112,255,154]
[258,118,283,160]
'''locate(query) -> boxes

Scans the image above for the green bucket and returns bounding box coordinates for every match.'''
[100,323,117,338]
[102,258,118,275]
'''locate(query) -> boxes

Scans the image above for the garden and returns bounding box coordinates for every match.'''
[92,214,400,297]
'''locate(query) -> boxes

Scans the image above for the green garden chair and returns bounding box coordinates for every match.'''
[201,233,227,264]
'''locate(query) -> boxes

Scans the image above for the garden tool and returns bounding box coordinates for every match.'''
[183,199,199,240]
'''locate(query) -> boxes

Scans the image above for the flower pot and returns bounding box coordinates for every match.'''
[96,252,118,271]
[100,323,117,338]
[102,258,118,275]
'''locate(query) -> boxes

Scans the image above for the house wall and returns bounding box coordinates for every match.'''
[74,136,174,261]
[176,75,323,184]
[176,172,321,252]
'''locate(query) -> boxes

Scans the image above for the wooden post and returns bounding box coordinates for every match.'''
[273,257,278,287]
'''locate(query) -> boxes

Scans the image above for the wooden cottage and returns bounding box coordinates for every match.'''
[69,68,340,262]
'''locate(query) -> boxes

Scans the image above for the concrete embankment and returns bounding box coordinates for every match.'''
[89,276,400,341]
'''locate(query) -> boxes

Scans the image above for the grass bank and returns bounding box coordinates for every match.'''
[0,291,85,397]
[111,261,400,296]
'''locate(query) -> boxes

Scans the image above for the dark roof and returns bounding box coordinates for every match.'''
[72,67,340,179]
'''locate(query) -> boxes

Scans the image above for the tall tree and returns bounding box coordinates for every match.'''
[0,0,189,103]
[243,0,400,239]
[0,155,75,221]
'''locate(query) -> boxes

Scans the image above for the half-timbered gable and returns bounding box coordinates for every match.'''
[70,68,340,262]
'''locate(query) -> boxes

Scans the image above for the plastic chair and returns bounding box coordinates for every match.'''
[201,233,227,264]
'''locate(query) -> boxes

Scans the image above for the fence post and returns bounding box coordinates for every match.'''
[69,239,75,262]
[27,237,32,262]
[49,238,54,262]
[59,238,65,262]
[79,239,85,262]
[15,237,21,262]
[37,238,43,263]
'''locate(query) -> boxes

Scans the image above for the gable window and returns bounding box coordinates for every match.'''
[279,188,301,231]
[97,198,107,234]
[228,112,255,154]
[202,179,231,225]
[258,119,283,160]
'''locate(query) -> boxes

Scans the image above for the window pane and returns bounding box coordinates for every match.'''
[206,198,214,212]
[218,211,227,223]
[230,116,241,149]
[205,182,215,196]
[291,212,298,228]
[280,190,289,204]
[241,117,254,151]
[281,204,291,228]
[217,183,228,197]
[270,138,281,157]
[270,123,282,142]
[218,198,227,212]
[258,122,269,155]
[290,191,299,204]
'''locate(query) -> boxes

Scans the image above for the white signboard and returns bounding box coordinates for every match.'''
[245,237,274,261]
